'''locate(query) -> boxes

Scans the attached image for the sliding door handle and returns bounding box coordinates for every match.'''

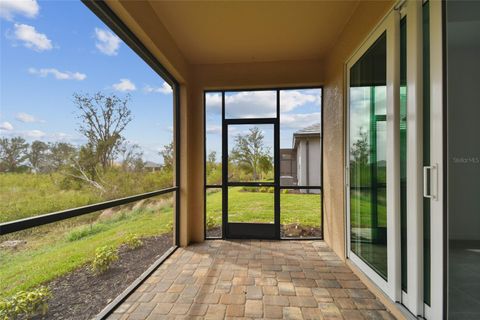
[423,164,437,200]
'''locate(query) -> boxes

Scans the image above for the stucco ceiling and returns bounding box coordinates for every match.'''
[149,1,360,65]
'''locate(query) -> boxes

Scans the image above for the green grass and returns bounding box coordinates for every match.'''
[0,202,173,298]
[205,188,386,229]
[206,188,322,227]
[0,173,101,223]
[350,189,387,228]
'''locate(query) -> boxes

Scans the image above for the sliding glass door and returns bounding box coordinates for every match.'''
[347,2,445,318]
[347,12,396,298]
[349,33,388,280]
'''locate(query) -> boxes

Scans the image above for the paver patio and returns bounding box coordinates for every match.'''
[107,240,395,319]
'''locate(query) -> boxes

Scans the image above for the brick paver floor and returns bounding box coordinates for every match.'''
[107,240,396,319]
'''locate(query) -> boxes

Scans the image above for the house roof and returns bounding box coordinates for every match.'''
[144,161,162,168]
[294,123,321,136]
[293,123,321,149]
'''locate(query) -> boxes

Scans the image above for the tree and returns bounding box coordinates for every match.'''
[29,140,48,173]
[350,127,369,167]
[119,141,144,172]
[230,127,272,180]
[207,150,217,165]
[206,150,221,184]
[0,137,29,172]
[48,142,77,171]
[159,141,174,171]
[73,92,132,169]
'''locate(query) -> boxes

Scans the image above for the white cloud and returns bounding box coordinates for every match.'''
[0,0,39,21]
[280,90,321,112]
[226,91,276,118]
[205,92,222,113]
[24,129,45,138]
[15,112,45,123]
[28,67,86,81]
[280,112,321,129]
[206,125,221,135]
[13,23,52,51]
[143,82,173,94]
[95,27,120,56]
[205,90,320,118]
[112,78,136,92]
[0,121,14,131]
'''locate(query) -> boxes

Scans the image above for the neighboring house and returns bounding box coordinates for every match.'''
[280,123,321,193]
[144,161,162,172]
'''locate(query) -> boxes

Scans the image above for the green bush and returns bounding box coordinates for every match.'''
[123,233,143,250]
[66,224,107,241]
[0,286,51,320]
[91,246,118,274]
[206,215,218,230]
[240,186,259,193]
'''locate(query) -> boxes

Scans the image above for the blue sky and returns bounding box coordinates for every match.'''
[0,0,173,163]
[206,89,322,159]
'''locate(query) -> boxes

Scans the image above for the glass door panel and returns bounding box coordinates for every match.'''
[349,32,388,280]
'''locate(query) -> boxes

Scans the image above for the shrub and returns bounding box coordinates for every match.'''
[240,186,259,193]
[123,233,143,250]
[91,245,118,274]
[0,286,51,319]
[206,215,218,230]
[66,224,106,241]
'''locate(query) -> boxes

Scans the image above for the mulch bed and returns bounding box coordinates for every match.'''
[281,223,322,238]
[33,234,173,320]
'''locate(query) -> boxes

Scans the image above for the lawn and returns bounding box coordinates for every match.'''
[0,198,173,298]
[205,187,386,230]
[205,187,322,227]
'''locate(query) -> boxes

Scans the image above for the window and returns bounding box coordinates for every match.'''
[205,92,222,238]
[0,1,179,318]
[204,88,322,239]
[279,88,322,238]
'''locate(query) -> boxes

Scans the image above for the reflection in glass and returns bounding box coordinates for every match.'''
[280,189,321,238]
[205,92,222,185]
[279,89,322,188]
[228,187,274,223]
[228,124,274,182]
[349,33,388,279]
[205,188,222,238]
[225,90,276,119]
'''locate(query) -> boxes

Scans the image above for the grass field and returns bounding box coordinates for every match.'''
[0,198,173,298]
[205,187,322,226]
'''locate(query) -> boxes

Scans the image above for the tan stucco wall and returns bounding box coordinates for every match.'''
[321,0,394,259]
